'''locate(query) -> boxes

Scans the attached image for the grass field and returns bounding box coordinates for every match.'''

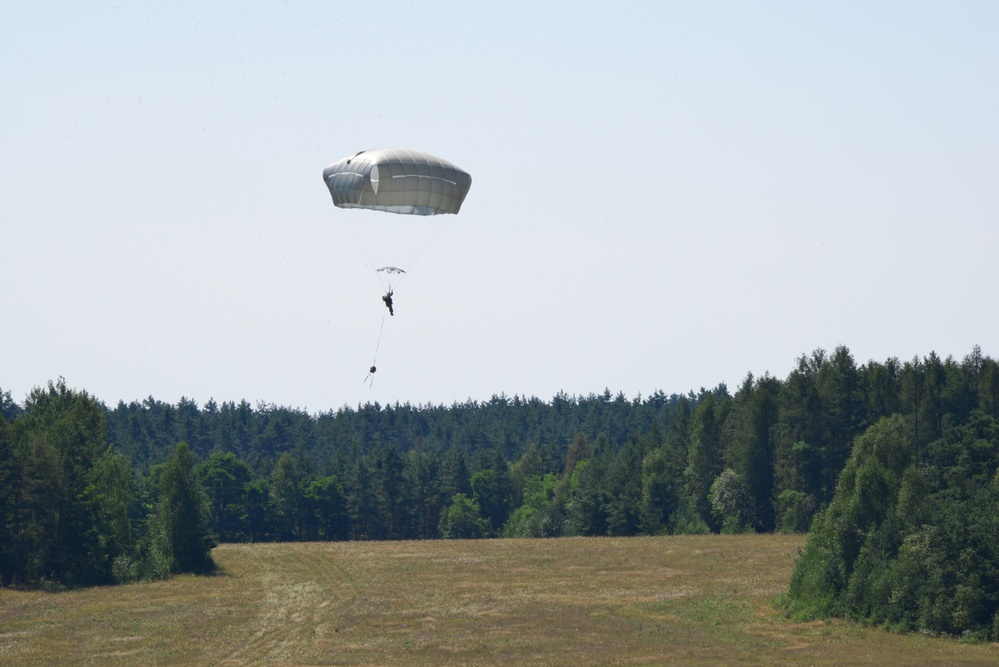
[1,534,996,665]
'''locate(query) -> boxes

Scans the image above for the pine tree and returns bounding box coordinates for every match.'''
[682,393,727,530]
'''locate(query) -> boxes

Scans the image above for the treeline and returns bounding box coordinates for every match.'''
[100,388,685,473]
[2,345,998,591]
[0,383,214,587]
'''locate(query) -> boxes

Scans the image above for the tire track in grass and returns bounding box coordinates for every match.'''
[218,544,358,666]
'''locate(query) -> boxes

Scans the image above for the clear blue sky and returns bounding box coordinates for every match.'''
[3,2,997,411]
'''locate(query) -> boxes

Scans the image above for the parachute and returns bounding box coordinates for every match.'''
[323,148,472,383]
[323,148,472,292]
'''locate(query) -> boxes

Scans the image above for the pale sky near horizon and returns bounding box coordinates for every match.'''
[3,2,997,413]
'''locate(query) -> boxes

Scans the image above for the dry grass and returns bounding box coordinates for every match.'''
[1,534,996,665]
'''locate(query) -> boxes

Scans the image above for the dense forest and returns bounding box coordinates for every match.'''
[2,345,998,637]
[783,411,999,639]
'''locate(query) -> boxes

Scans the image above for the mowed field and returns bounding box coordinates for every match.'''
[1,535,996,666]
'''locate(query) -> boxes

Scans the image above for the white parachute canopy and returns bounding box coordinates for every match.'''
[323,148,472,291]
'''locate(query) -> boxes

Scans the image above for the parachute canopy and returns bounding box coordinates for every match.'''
[323,148,472,292]
[323,148,472,216]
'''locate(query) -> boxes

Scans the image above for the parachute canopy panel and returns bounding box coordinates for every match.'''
[323,148,472,216]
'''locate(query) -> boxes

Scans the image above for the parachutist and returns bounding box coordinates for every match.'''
[324,149,471,392]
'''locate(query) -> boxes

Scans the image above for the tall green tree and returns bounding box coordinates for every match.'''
[564,435,613,536]
[153,442,215,575]
[640,424,685,534]
[6,381,109,585]
[347,457,381,540]
[815,346,865,502]
[270,451,307,540]
[84,447,135,581]
[305,475,349,540]
[470,468,512,536]
[197,451,252,542]
[405,448,445,539]
[243,477,272,542]
[440,448,471,502]
[510,443,544,508]
[682,392,728,530]
[371,446,409,538]
[604,435,645,536]
[774,352,825,509]
[727,374,779,530]
[470,449,514,536]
